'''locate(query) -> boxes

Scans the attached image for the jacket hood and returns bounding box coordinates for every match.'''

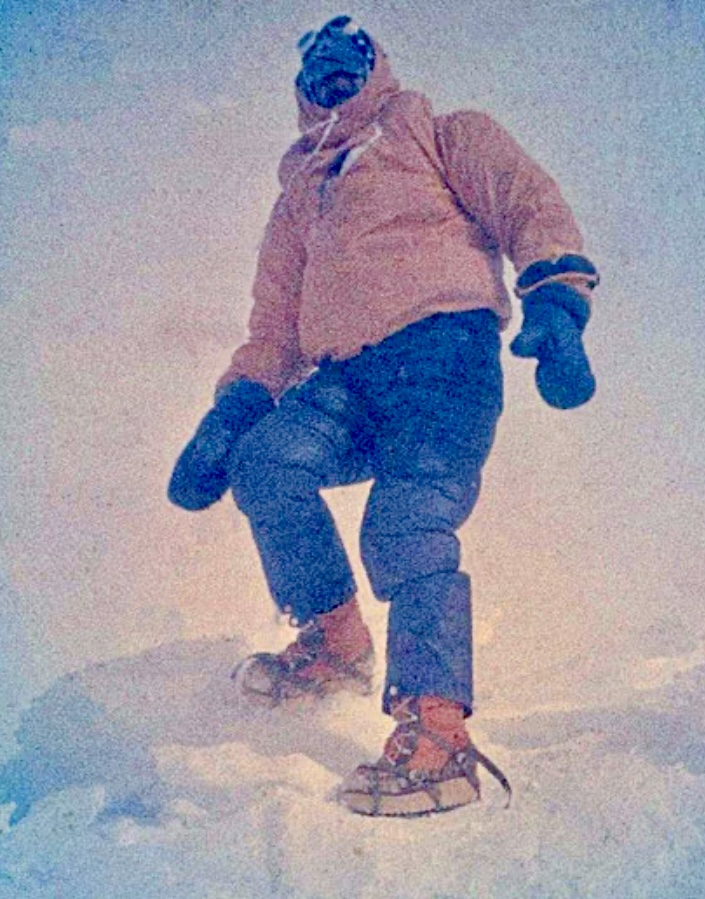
[294,38,401,146]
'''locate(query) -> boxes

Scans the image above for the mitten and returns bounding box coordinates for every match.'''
[168,379,274,511]
[511,255,598,410]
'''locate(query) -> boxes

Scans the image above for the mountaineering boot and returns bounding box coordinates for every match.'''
[232,596,374,706]
[339,696,512,817]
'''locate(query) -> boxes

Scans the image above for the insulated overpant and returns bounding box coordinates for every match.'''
[229,310,503,715]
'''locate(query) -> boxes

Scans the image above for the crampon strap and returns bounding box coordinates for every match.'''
[466,744,512,808]
[404,719,513,809]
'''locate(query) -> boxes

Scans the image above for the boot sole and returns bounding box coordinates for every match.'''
[340,775,481,817]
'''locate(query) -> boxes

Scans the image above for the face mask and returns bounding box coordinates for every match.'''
[296,15,376,109]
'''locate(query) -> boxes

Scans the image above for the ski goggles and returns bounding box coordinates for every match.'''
[297,16,375,69]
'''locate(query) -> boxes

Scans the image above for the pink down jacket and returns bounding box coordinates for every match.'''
[218,44,585,397]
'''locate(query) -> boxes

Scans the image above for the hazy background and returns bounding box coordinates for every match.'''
[1,0,704,754]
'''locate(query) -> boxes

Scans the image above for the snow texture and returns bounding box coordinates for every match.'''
[1,625,705,898]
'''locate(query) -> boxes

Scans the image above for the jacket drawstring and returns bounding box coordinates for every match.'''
[292,113,384,206]
[299,109,341,163]
[309,109,340,157]
[285,110,341,189]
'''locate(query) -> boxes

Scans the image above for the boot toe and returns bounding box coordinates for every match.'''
[232,654,283,698]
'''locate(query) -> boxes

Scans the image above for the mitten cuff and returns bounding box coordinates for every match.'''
[214,378,275,431]
[214,377,272,407]
[516,254,599,301]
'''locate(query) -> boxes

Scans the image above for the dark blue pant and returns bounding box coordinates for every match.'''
[229,310,503,715]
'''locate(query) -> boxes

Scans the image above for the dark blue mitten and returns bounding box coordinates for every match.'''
[168,379,274,511]
[511,256,598,410]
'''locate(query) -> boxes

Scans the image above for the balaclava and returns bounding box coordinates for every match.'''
[296,15,376,109]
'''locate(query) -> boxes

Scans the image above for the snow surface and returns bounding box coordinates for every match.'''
[1,603,705,899]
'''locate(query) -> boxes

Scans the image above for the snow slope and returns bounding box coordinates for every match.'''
[1,610,705,899]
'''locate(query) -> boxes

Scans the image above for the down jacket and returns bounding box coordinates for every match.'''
[218,44,585,397]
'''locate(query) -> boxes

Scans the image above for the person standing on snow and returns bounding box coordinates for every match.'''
[168,15,598,817]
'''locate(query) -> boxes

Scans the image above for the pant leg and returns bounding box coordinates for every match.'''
[353,310,504,715]
[228,364,372,626]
